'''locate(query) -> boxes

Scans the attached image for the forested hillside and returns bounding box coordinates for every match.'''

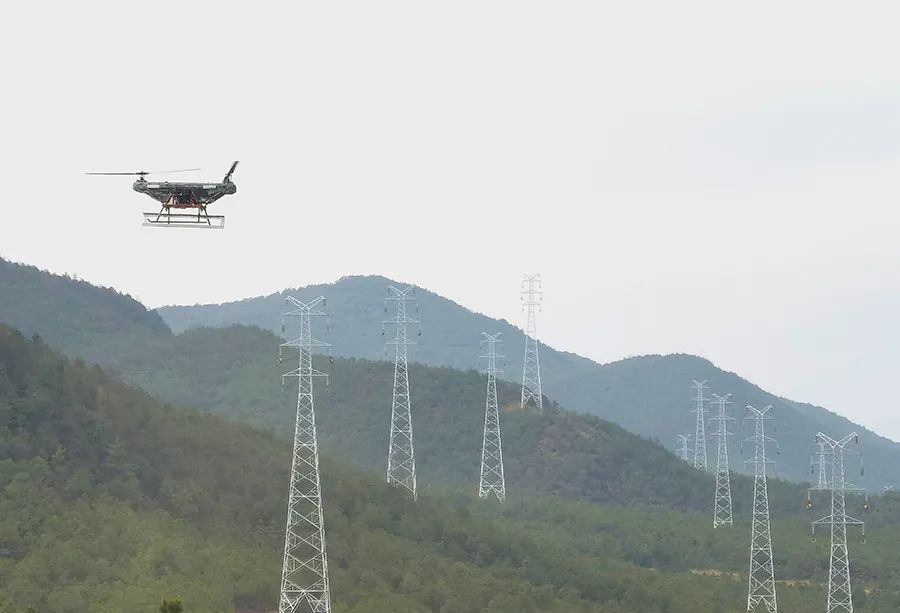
[156,273,900,488]
[0,259,169,364]
[114,324,814,515]
[0,259,730,511]
[3,325,900,612]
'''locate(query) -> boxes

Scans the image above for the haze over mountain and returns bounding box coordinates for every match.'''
[0,258,730,511]
[0,258,896,488]
[158,274,900,488]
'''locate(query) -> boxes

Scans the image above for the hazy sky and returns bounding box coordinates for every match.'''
[4,2,900,439]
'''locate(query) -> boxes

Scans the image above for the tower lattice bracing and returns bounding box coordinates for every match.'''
[692,380,709,471]
[811,432,865,613]
[384,286,419,500]
[711,393,734,528]
[478,333,506,502]
[677,434,693,463]
[520,274,543,414]
[278,296,332,613]
[745,404,778,613]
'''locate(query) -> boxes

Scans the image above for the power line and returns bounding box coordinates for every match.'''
[277,296,332,613]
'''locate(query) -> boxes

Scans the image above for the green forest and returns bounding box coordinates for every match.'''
[3,260,900,611]
[3,326,900,612]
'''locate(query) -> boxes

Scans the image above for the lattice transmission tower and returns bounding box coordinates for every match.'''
[676,434,693,463]
[811,439,830,491]
[520,274,543,414]
[277,296,332,613]
[745,404,778,613]
[711,393,734,528]
[692,380,709,471]
[478,332,506,502]
[384,286,420,500]
[810,432,866,613]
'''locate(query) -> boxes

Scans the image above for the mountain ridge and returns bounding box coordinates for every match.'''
[0,258,896,487]
[156,273,900,487]
[0,257,731,511]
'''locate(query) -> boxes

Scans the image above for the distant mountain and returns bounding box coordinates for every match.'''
[0,256,732,509]
[0,258,726,511]
[0,258,169,364]
[0,258,895,489]
[157,274,900,487]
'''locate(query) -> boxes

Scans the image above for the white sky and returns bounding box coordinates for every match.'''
[4,2,900,439]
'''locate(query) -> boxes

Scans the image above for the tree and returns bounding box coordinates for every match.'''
[160,600,183,613]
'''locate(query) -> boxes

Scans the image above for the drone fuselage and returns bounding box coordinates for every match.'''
[133,179,237,206]
[87,161,239,228]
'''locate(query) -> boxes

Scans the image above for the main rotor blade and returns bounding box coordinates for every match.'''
[153,168,201,174]
[85,172,145,175]
[86,168,200,176]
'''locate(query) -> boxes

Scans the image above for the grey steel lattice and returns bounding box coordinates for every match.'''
[745,404,778,613]
[676,434,693,463]
[811,439,830,491]
[711,393,734,529]
[384,286,419,500]
[479,333,506,502]
[692,380,709,472]
[811,432,866,613]
[520,274,543,414]
[278,296,332,613]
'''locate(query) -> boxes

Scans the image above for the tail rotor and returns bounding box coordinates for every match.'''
[223,161,239,183]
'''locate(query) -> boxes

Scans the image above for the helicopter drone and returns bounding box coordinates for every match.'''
[87,161,239,228]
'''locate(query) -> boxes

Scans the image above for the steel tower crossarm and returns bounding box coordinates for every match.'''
[278,296,332,613]
[479,332,506,502]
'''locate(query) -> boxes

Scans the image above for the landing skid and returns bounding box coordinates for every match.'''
[143,193,224,228]
[142,211,225,229]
